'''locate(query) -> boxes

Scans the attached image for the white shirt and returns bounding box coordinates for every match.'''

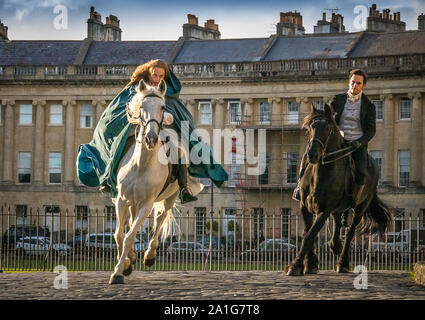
[339,95,363,141]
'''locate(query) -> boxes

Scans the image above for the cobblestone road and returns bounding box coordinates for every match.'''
[0,270,424,300]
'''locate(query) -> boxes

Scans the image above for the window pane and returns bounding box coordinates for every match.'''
[19,104,32,124]
[18,152,31,183]
[288,101,299,123]
[399,150,410,187]
[229,102,241,123]
[400,99,411,120]
[286,152,298,183]
[258,152,270,185]
[199,102,212,125]
[372,100,383,120]
[80,104,93,128]
[259,102,270,124]
[50,104,63,124]
[49,152,61,183]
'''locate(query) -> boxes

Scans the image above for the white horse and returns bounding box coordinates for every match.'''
[109,79,180,284]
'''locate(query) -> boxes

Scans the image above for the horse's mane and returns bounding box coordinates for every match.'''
[302,109,328,132]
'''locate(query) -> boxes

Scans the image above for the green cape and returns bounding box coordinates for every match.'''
[77,68,228,196]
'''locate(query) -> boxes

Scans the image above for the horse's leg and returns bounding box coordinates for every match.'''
[114,197,128,264]
[336,201,369,273]
[144,192,178,267]
[123,205,138,276]
[301,207,319,274]
[110,200,154,284]
[287,211,330,276]
[330,211,343,256]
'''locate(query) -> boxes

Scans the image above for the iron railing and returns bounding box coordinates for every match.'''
[1,206,424,272]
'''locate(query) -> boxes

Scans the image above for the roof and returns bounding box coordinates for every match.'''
[263,33,361,61]
[83,41,176,65]
[0,40,82,65]
[347,31,425,57]
[173,38,269,63]
[0,31,424,65]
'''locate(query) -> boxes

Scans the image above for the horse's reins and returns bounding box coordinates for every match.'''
[126,94,165,144]
[310,119,360,165]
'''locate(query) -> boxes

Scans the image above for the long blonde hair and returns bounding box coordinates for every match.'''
[126,59,169,88]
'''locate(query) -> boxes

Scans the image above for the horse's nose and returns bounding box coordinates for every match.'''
[145,132,158,149]
[308,151,319,164]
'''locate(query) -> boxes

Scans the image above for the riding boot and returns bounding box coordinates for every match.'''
[292,154,308,201]
[176,163,198,204]
[342,183,365,227]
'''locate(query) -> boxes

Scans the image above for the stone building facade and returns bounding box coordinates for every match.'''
[0,5,424,238]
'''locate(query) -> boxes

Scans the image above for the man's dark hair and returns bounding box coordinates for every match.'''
[349,69,367,85]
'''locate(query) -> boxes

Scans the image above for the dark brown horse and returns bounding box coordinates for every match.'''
[286,103,392,276]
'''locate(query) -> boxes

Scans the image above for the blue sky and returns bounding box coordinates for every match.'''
[1,0,424,40]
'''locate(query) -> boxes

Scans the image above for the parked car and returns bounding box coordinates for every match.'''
[166,241,210,260]
[370,232,400,253]
[84,233,146,254]
[240,238,296,260]
[395,228,425,261]
[15,236,70,257]
[2,225,50,250]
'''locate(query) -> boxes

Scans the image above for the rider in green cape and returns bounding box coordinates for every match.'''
[76,59,228,203]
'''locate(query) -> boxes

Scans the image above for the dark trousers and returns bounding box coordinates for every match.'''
[350,145,367,185]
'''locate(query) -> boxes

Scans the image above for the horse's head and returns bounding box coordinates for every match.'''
[128,79,167,150]
[302,103,338,164]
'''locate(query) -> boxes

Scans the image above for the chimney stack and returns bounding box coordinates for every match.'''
[0,19,8,41]
[419,13,425,31]
[277,11,305,36]
[87,6,122,41]
[314,11,346,34]
[367,4,406,32]
[183,14,220,40]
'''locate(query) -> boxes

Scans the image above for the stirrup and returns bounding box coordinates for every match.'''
[179,187,198,204]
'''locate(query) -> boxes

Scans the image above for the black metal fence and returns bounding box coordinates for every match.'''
[1,206,424,272]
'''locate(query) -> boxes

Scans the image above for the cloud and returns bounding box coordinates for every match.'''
[2,0,88,21]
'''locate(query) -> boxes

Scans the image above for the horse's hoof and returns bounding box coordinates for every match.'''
[143,257,156,267]
[123,265,133,277]
[109,274,125,285]
[336,265,350,273]
[304,266,319,275]
[285,265,304,276]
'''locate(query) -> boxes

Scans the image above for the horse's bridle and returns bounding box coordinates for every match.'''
[309,118,359,165]
[127,95,165,144]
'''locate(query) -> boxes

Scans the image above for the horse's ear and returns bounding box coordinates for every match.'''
[324,103,335,118]
[138,79,148,93]
[310,103,317,114]
[158,79,167,96]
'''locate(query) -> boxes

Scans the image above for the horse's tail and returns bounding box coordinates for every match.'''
[153,201,178,241]
[359,191,392,235]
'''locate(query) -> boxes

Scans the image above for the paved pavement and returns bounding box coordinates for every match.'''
[0,270,424,300]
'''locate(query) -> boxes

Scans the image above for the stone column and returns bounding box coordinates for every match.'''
[213,98,225,129]
[64,100,76,184]
[33,99,46,185]
[381,94,394,186]
[240,98,247,125]
[2,100,15,184]
[245,98,254,125]
[409,92,422,186]
[268,97,281,126]
[94,99,106,125]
